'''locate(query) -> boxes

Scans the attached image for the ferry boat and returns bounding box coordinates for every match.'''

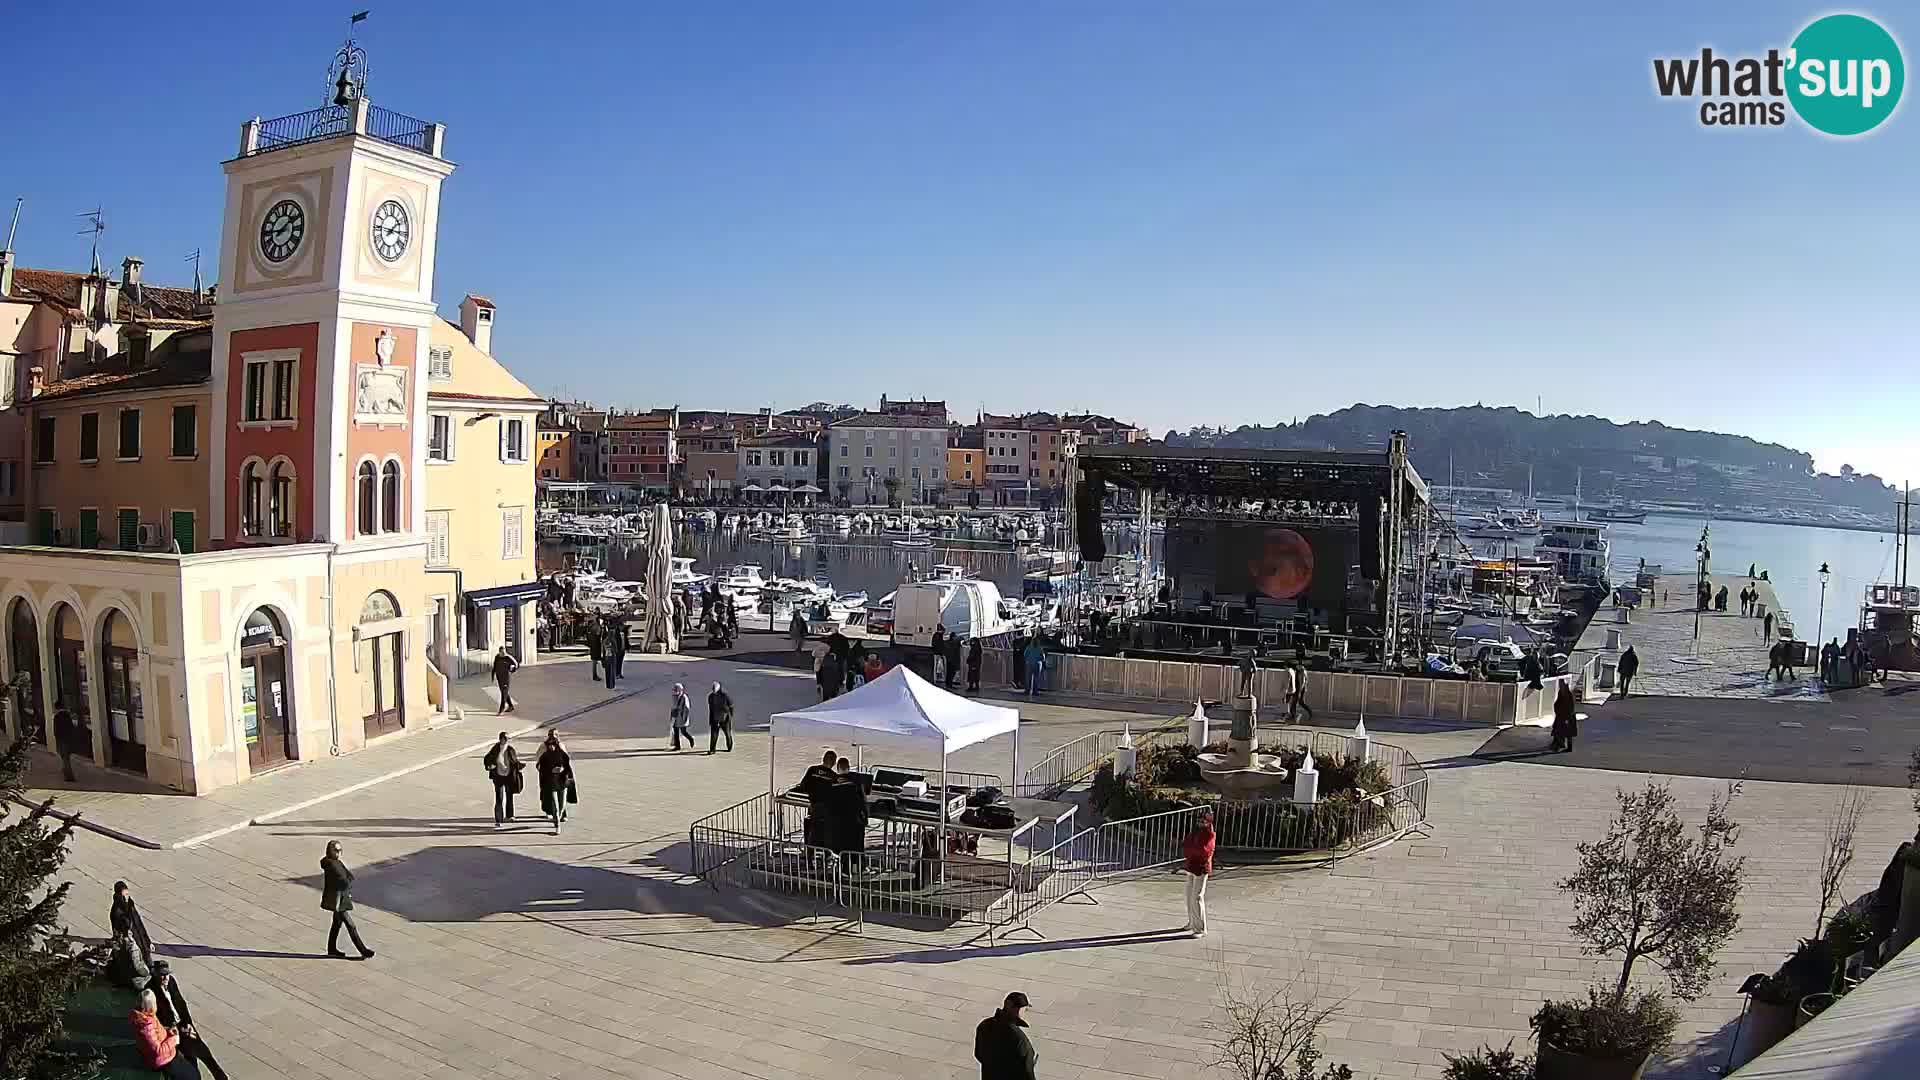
[1534,520,1611,595]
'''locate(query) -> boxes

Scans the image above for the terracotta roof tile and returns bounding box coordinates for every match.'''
[7,267,206,323]
[33,328,211,403]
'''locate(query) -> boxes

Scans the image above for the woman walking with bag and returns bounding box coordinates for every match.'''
[537,733,574,834]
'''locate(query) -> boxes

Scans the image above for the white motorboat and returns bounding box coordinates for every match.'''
[668,557,710,589]
[717,564,768,597]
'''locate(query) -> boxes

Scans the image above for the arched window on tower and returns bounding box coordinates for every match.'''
[380,461,401,532]
[240,461,263,537]
[356,461,377,536]
[269,461,296,538]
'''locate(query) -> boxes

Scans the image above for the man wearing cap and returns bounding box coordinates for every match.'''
[146,960,228,1080]
[974,991,1038,1080]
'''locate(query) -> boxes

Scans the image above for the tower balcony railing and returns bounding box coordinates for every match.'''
[242,100,444,159]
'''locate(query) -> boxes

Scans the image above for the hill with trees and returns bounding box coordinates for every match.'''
[1163,405,1899,513]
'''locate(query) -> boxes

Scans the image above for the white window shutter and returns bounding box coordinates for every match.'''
[498,419,508,462]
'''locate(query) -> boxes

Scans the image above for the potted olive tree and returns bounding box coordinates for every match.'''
[1533,781,1745,1080]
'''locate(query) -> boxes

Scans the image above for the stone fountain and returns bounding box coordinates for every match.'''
[1195,694,1291,796]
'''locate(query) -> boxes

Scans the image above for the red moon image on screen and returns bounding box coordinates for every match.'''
[1246,528,1315,600]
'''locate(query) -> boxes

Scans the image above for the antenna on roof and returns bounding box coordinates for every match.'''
[3,197,21,253]
[76,207,105,276]
[184,248,204,297]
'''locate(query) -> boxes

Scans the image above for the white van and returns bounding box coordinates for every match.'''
[892,579,1012,648]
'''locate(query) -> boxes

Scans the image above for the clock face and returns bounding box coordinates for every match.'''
[259,199,305,264]
[370,199,411,262]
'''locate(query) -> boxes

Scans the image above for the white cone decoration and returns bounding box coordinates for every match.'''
[1347,716,1373,764]
[1188,700,1209,750]
[1294,750,1319,804]
[1116,723,1137,777]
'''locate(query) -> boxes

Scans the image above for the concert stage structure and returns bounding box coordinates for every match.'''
[1072,434,1434,663]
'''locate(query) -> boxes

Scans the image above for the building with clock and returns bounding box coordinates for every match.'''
[0,46,539,794]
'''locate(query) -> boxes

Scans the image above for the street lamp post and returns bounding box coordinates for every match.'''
[1693,524,1711,645]
[1817,561,1831,649]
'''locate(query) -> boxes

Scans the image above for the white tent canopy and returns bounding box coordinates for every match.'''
[772,665,1017,756]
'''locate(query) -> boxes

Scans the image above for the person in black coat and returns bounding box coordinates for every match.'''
[828,758,869,870]
[817,652,843,702]
[975,992,1039,1080]
[707,681,735,753]
[536,733,574,834]
[109,880,153,986]
[1549,682,1579,753]
[148,961,228,1080]
[52,706,81,782]
[1519,650,1543,691]
[966,638,984,693]
[491,646,519,714]
[797,750,839,848]
[320,841,374,960]
[944,632,963,690]
[1617,645,1639,698]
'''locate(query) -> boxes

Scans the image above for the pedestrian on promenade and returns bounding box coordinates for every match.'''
[320,841,374,960]
[707,680,735,753]
[492,646,519,714]
[817,649,843,702]
[148,961,228,1080]
[974,992,1039,1080]
[1182,811,1215,938]
[537,733,574,834]
[932,626,948,684]
[966,638,983,693]
[1821,638,1840,684]
[945,632,963,691]
[52,706,81,782]
[1519,649,1543,691]
[1550,682,1579,753]
[1288,658,1314,724]
[846,642,867,693]
[484,731,522,826]
[669,683,695,750]
[1022,637,1045,698]
[790,609,809,652]
[130,988,202,1079]
[584,618,603,683]
[1617,645,1639,698]
[1276,663,1298,724]
[608,616,629,685]
[109,880,153,986]
[1763,610,1776,644]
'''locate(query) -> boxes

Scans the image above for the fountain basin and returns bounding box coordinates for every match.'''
[1196,751,1292,796]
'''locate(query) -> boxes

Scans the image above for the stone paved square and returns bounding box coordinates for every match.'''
[35,655,1918,1079]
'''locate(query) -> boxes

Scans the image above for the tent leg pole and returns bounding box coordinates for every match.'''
[939,754,949,886]
[768,732,778,843]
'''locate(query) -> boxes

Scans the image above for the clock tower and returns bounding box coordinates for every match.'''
[209,35,454,747]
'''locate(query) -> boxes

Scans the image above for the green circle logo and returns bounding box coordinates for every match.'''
[1787,14,1904,135]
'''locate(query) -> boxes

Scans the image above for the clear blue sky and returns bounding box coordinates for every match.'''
[5,3,1913,482]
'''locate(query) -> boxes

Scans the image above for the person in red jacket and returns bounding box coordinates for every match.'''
[1183,810,1216,938]
[130,987,201,1078]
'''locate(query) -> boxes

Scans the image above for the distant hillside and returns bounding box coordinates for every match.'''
[1162,405,1899,513]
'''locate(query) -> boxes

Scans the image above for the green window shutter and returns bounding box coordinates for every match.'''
[171,511,195,554]
[78,509,99,549]
[33,510,55,545]
[117,509,139,550]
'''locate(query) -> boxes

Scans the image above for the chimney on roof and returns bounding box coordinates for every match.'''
[0,249,12,297]
[460,295,495,354]
[121,256,142,301]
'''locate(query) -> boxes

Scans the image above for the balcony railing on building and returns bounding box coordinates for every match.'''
[243,100,443,159]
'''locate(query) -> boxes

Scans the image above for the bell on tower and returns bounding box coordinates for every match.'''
[328,12,370,107]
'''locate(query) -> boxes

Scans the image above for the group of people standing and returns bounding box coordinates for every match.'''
[666,680,736,752]
[812,633,894,700]
[1232,650,1316,723]
[931,626,986,693]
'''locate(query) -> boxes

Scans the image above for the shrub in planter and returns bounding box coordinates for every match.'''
[1443,1042,1536,1080]
[1780,937,1837,1000]
[1532,989,1679,1070]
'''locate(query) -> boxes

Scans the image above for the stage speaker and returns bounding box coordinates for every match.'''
[1360,498,1381,579]
[1074,477,1106,562]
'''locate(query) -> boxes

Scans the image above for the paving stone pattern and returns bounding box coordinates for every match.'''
[38,655,1915,1079]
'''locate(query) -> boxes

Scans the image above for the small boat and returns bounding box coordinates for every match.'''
[892,538,933,549]
[717,564,768,596]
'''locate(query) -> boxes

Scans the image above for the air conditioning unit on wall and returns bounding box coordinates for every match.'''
[137,523,162,548]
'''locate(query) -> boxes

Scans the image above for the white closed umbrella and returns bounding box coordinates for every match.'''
[642,503,678,653]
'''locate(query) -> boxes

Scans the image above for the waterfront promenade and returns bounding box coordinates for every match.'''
[29,653,1918,1079]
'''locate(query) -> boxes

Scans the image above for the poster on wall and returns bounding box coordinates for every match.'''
[240,667,259,744]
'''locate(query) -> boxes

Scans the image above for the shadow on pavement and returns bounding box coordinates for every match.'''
[285,844,977,963]
[842,927,1192,965]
